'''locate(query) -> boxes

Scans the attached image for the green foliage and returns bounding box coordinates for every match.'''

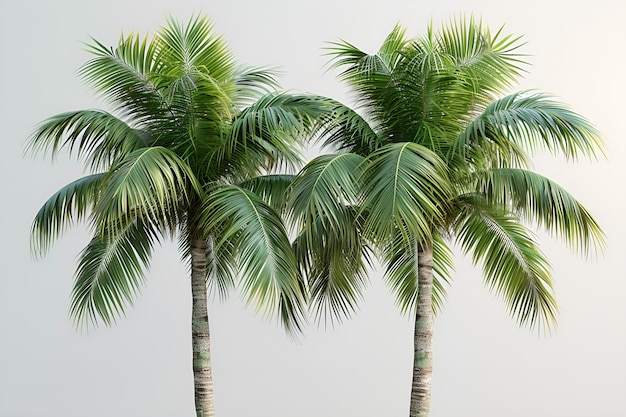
[292,15,604,332]
[28,15,332,331]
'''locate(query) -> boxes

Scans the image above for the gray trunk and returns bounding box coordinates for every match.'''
[409,243,434,417]
[191,238,214,417]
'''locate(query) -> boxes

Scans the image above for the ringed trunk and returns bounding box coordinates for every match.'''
[410,243,434,417]
[190,237,214,417]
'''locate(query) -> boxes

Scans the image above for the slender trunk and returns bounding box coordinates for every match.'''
[190,237,214,417]
[410,243,434,417]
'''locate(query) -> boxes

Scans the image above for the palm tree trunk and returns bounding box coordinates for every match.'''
[410,243,434,417]
[190,237,215,417]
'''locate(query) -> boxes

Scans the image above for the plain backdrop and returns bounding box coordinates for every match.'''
[1,1,625,416]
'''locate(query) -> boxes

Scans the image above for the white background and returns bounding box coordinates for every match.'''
[1,1,624,416]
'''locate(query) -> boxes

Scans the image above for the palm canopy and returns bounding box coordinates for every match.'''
[291,16,604,330]
[27,15,332,332]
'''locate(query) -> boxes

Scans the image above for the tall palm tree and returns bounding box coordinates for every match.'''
[27,16,330,417]
[289,17,605,417]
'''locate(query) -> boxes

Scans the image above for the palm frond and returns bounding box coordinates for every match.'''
[71,219,160,328]
[436,15,526,96]
[453,195,557,330]
[80,34,168,123]
[94,147,199,232]
[293,207,372,326]
[233,65,281,107]
[201,185,306,333]
[27,110,146,171]
[31,173,105,258]
[238,174,296,214]
[360,142,452,245]
[326,38,395,114]
[158,15,235,81]
[476,168,605,256]
[288,153,364,234]
[455,92,604,162]
[228,93,332,170]
[315,101,381,154]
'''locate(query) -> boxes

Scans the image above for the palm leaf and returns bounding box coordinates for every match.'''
[201,185,306,333]
[158,15,235,82]
[455,92,604,162]
[288,153,364,234]
[293,207,371,325]
[31,173,105,258]
[436,15,525,96]
[94,147,199,232]
[360,142,452,245]
[27,110,145,172]
[453,195,557,330]
[476,168,605,256]
[80,34,168,123]
[315,101,382,154]
[238,174,296,214]
[71,219,159,328]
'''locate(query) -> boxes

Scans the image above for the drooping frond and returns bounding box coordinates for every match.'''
[228,93,331,171]
[201,185,306,333]
[232,65,281,107]
[287,153,370,324]
[27,110,145,172]
[238,174,296,214]
[359,142,452,245]
[455,92,604,162]
[31,173,105,258]
[476,168,605,256]
[288,153,364,234]
[326,35,398,114]
[316,101,382,154]
[94,147,199,233]
[71,219,160,328]
[453,195,557,330]
[293,207,372,326]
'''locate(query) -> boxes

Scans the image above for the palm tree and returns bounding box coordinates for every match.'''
[289,17,605,417]
[27,16,330,417]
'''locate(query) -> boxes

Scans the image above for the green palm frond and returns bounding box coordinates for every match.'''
[229,93,332,167]
[436,15,525,95]
[316,102,382,154]
[71,219,160,328]
[158,15,234,81]
[27,110,145,171]
[31,173,105,258]
[238,174,296,214]
[287,153,371,323]
[202,185,306,333]
[288,153,364,234]
[360,142,452,245]
[80,34,167,122]
[95,147,199,232]
[293,207,371,325]
[476,168,605,256]
[233,66,281,107]
[453,196,557,330]
[326,37,396,114]
[377,24,412,69]
[456,92,604,162]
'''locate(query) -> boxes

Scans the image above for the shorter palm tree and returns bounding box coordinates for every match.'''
[27,15,331,417]
[288,17,605,417]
